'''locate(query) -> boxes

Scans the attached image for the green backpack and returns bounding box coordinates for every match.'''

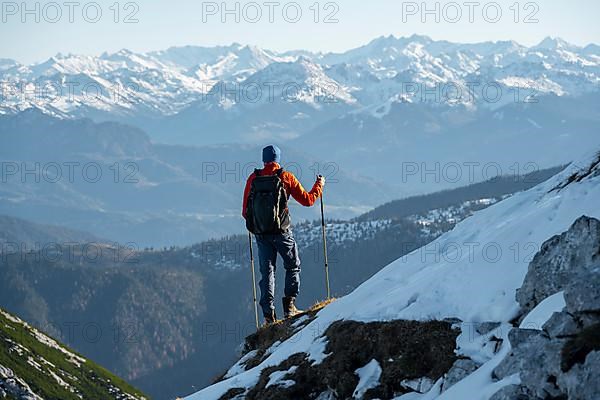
[246,169,290,234]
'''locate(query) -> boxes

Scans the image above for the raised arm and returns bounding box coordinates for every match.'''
[285,172,324,207]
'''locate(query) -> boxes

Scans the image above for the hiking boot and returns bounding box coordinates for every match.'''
[283,296,302,319]
[264,311,277,326]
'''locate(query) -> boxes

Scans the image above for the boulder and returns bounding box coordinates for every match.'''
[400,377,435,393]
[493,328,566,398]
[516,216,600,316]
[493,329,538,380]
[489,384,536,400]
[542,311,579,338]
[475,322,501,336]
[493,216,600,400]
[442,359,480,391]
[564,268,600,313]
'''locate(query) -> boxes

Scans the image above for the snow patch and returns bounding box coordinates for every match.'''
[455,323,503,365]
[519,291,566,330]
[307,336,330,366]
[265,366,297,388]
[353,359,382,398]
[435,323,520,400]
[224,350,258,379]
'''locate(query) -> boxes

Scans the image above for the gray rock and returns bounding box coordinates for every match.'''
[511,327,543,347]
[519,342,566,399]
[489,384,535,400]
[542,311,579,338]
[492,216,600,400]
[516,216,600,316]
[564,269,600,313]
[557,351,600,399]
[494,328,566,399]
[442,359,480,391]
[493,329,542,379]
[400,377,435,394]
[315,390,336,400]
[476,322,502,336]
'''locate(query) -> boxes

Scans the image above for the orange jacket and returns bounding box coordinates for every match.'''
[242,162,323,218]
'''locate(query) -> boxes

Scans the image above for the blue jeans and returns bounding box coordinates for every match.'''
[255,231,301,316]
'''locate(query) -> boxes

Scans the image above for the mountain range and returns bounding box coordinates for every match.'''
[1,35,599,147]
[2,35,599,206]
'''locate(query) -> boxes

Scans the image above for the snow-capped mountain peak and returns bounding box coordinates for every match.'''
[583,43,600,57]
[184,44,291,82]
[0,58,19,72]
[534,36,578,51]
[238,57,356,106]
[1,36,598,121]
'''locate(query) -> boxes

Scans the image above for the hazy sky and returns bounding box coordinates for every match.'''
[2,0,599,64]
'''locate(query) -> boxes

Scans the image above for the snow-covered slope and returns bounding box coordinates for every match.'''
[185,150,600,399]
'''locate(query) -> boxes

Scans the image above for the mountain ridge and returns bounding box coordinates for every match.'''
[2,35,598,140]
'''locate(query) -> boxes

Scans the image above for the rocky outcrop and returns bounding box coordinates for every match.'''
[516,216,600,317]
[493,329,566,399]
[493,216,600,400]
[489,384,535,400]
[441,359,480,391]
[220,319,459,400]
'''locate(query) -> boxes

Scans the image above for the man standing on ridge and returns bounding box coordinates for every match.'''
[243,145,325,325]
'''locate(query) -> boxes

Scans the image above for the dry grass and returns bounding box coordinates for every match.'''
[254,297,337,332]
[214,297,338,386]
[307,297,337,313]
[247,297,337,357]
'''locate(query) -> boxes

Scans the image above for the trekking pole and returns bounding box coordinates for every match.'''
[319,178,331,300]
[248,232,260,329]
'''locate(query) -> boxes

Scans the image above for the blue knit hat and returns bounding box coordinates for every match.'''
[262,145,281,163]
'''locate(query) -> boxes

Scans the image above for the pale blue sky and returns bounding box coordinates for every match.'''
[2,0,599,64]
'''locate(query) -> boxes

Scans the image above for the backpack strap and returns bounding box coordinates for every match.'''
[253,168,283,177]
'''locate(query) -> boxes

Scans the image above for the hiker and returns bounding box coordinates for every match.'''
[243,145,325,325]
